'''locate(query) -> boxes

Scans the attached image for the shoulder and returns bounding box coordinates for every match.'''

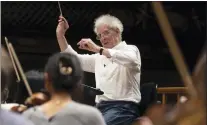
[22,106,38,117]
[0,109,34,125]
[78,103,106,125]
[124,44,140,53]
[67,102,106,125]
[68,101,100,114]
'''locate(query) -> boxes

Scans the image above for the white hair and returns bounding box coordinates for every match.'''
[94,14,124,35]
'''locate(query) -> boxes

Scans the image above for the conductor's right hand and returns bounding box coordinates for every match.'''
[56,16,69,36]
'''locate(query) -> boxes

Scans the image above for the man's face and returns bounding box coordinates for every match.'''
[96,24,120,48]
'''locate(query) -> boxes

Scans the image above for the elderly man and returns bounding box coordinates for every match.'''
[0,46,34,125]
[56,14,141,125]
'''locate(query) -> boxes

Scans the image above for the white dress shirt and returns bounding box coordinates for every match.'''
[64,41,141,103]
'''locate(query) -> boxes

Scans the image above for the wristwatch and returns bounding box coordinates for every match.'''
[99,47,104,55]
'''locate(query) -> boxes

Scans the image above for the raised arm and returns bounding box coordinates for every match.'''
[101,45,141,71]
[56,16,96,73]
[56,16,73,52]
[77,38,141,72]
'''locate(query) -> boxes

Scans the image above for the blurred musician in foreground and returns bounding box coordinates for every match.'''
[0,46,34,125]
[22,52,106,125]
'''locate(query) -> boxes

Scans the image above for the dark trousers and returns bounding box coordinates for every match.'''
[96,101,140,125]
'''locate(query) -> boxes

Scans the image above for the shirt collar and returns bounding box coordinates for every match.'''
[112,41,127,50]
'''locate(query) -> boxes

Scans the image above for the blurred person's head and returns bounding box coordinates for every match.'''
[44,53,83,97]
[1,46,13,102]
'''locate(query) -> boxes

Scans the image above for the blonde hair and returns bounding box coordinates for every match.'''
[94,14,124,35]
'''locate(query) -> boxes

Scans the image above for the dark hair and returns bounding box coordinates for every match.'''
[44,53,83,93]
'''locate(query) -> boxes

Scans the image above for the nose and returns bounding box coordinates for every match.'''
[100,38,107,45]
[100,38,106,45]
[100,35,107,41]
[100,39,105,44]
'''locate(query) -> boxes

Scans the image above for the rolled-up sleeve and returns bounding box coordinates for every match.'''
[108,45,141,71]
[63,45,97,73]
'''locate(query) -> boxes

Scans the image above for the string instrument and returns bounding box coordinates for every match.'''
[3,37,50,113]
[10,92,50,113]
[135,2,206,125]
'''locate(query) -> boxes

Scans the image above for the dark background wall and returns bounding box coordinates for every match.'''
[1,1,206,105]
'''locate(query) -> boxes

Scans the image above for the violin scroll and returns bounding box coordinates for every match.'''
[10,92,50,114]
[25,92,50,106]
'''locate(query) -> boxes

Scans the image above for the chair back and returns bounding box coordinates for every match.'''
[139,82,157,116]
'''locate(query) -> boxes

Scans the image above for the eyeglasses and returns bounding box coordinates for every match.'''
[96,30,114,40]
